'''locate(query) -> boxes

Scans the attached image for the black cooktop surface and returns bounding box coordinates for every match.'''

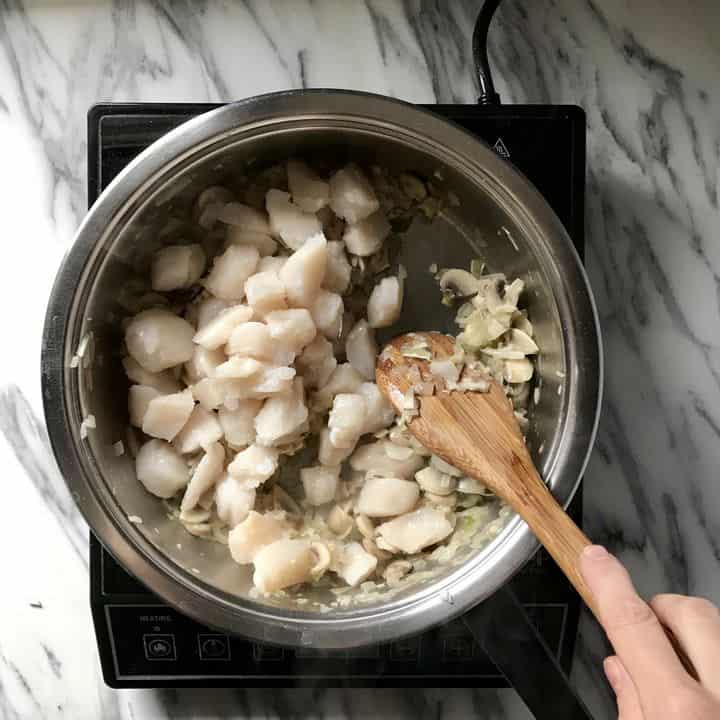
[87,101,590,719]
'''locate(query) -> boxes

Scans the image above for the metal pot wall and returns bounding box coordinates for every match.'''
[41,90,602,649]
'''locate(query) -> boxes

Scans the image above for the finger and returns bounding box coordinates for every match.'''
[604,655,644,720]
[580,545,687,688]
[650,594,720,698]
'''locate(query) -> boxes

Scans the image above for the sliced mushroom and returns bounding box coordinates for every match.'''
[383,559,412,587]
[415,466,457,496]
[327,504,354,537]
[503,357,534,383]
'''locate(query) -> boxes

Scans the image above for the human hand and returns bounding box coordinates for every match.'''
[580,545,720,719]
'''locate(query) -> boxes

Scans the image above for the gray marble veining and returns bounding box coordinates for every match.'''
[1,1,718,718]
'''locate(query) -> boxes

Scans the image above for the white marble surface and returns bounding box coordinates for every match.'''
[1,1,719,718]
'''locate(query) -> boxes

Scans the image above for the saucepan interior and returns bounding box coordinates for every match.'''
[42,92,601,648]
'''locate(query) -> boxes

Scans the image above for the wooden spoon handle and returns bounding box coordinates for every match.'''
[501,464,597,615]
[501,462,699,679]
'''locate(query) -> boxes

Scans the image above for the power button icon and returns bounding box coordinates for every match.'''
[143,634,176,661]
[198,634,231,661]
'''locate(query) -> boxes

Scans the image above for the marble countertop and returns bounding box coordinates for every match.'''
[1,1,718,718]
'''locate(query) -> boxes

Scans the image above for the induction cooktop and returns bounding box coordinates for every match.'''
[87,101,592,720]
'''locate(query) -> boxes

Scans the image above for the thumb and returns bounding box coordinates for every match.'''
[604,655,644,720]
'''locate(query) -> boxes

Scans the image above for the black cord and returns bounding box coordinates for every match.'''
[472,0,503,105]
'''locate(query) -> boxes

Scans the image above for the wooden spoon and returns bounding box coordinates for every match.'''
[376,331,697,677]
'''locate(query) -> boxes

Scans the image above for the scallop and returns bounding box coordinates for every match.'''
[265,308,316,354]
[193,304,254,350]
[217,201,272,234]
[226,229,278,257]
[350,440,425,479]
[266,189,321,250]
[376,507,454,554]
[278,232,327,308]
[503,357,534,383]
[310,289,344,339]
[334,542,378,587]
[218,399,262,448]
[356,477,420,517]
[184,345,225,383]
[287,159,329,213]
[215,472,257,528]
[367,276,402,328]
[228,444,279,487]
[125,309,195,372]
[174,405,223,454]
[203,245,260,300]
[151,244,205,292]
[226,322,274,359]
[254,378,308,447]
[323,240,352,294]
[142,389,195,441]
[329,164,379,223]
[192,378,244,410]
[228,511,290,564]
[318,426,355,466]
[295,335,337,389]
[345,319,378,381]
[258,255,288,274]
[128,385,161,428]
[135,439,189,499]
[312,363,363,411]
[214,356,264,380]
[357,382,395,434]
[328,393,367,449]
[180,442,224,512]
[252,538,316,593]
[250,366,296,396]
[244,271,287,316]
[301,465,340,506]
[343,210,391,257]
[123,357,181,394]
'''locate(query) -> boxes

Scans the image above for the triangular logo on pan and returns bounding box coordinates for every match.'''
[492,138,510,158]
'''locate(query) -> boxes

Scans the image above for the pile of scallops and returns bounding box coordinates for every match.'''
[121,159,532,600]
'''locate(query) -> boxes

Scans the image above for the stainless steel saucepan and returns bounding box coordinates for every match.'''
[41,91,601,649]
